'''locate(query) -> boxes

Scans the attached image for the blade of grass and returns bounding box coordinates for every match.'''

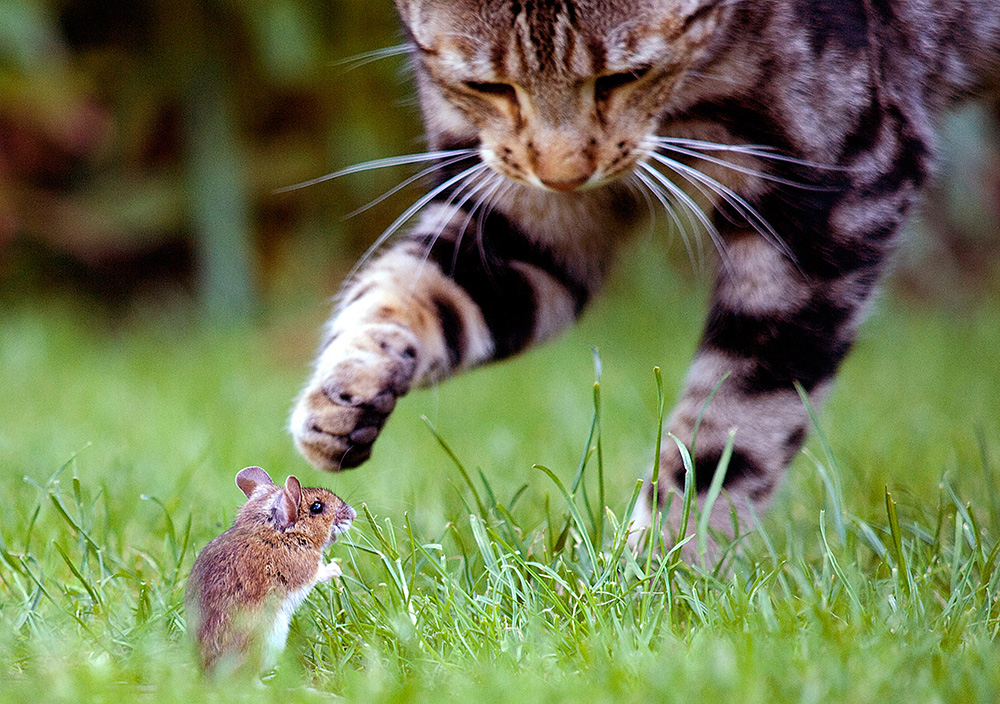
[423,416,486,518]
[48,492,102,554]
[593,370,605,546]
[689,372,729,456]
[651,367,665,494]
[671,434,696,549]
[795,382,845,543]
[570,349,604,495]
[643,367,667,574]
[51,540,102,611]
[819,510,862,612]
[697,429,735,564]
[885,487,913,600]
[534,464,600,578]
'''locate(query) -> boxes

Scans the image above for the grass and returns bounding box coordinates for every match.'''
[3,250,1000,701]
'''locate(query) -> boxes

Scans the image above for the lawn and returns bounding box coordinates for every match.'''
[3,248,1000,702]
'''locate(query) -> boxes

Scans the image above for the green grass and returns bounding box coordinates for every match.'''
[3,251,1000,701]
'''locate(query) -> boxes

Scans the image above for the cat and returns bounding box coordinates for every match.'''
[289,0,1000,544]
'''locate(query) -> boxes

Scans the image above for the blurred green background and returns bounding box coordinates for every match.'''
[0,0,420,319]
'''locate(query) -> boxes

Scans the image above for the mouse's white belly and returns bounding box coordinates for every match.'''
[263,584,314,667]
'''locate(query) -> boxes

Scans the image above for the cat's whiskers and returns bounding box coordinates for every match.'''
[448,172,509,275]
[332,44,411,72]
[632,168,701,269]
[345,152,480,219]
[273,149,476,194]
[457,172,506,244]
[475,179,518,268]
[637,160,733,273]
[416,165,495,257]
[408,172,513,308]
[407,168,503,297]
[651,140,812,189]
[624,172,657,235]
[346,161,491,283]
[645,150,799,268]
[435,170,504,272]
[650,137,845,184]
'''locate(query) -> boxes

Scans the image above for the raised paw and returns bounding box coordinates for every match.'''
[291,323,419,471]
[317,560,342,583]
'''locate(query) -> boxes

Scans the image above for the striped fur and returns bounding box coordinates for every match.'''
[291,0,1000,544]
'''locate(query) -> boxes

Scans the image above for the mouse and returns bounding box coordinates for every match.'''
[185,466,355,676]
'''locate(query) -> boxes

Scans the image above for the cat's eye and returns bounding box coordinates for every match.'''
[594,67,650,103]
[310,501,324,515]
[462,80,517,103]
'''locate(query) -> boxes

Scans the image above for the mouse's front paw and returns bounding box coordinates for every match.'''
[291,324,419,470]
[317,560,342,583]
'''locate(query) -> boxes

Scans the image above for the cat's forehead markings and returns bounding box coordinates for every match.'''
[498,18,607,79]
[434,43,498,79]
[607,34,670,69]
[552,5,579,71]
[415,5,672,81]
[509,10,534,74]
[504,1,603,77]
[598,18,669,71]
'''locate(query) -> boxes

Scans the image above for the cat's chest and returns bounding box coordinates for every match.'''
[496,183,637,266]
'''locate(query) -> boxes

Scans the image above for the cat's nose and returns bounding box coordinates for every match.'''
[539,172,591,192]
[528,135,596,191]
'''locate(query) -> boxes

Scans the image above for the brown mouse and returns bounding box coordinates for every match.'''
[185,466,355,676]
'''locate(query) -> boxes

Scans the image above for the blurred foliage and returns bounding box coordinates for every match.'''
[0,0,418,314]
[900,103,1000,304]
[0,0,997,316]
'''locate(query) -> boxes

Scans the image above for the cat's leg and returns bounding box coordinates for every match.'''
[631,232,836,546]
[632,132,932,550]
[290,204,592,470]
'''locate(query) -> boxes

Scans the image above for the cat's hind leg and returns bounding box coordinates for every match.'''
[631,120,932,552]
[631,233,824,551]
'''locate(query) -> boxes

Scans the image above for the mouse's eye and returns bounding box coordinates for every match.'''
[310,501,324,515]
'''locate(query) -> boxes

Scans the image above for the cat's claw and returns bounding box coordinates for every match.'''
[291,324,418,471]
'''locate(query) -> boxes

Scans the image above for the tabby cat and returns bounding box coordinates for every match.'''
[290,0,1000,542]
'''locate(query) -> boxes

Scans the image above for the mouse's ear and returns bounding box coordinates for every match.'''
[272,475,302,531]
[236,466,275,499]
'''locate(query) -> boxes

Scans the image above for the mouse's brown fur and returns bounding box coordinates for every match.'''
[185,466,355,676]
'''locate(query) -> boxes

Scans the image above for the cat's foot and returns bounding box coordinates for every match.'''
[291,323,419,470]
[628,471,753,564]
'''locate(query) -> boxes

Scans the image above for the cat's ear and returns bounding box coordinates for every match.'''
[392,0,434,44]
[393,0,415,26]
[236,466,275,499]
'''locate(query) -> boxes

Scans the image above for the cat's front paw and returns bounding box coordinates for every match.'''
[291,323,419,470]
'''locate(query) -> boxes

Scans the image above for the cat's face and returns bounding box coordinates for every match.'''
[396,0,728,193]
